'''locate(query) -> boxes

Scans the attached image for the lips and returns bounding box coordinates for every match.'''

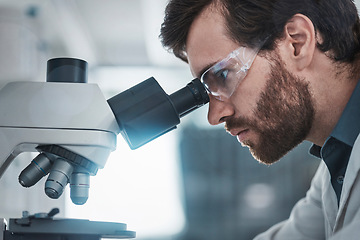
[236,129,250,143]
[228,128,249,143]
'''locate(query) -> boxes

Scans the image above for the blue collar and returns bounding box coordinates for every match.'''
[331,79,360,147]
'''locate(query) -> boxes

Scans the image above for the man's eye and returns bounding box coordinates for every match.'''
[215,69,229,83]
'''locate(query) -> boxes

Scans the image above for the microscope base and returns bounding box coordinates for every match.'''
[1,210,135,240]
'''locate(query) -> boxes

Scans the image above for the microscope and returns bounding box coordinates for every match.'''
[0,58,209,239]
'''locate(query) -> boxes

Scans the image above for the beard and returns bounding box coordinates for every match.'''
[225,54,315,165]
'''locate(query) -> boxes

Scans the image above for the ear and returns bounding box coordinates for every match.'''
[281,14,316,71]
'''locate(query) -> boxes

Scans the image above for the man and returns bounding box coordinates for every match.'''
[160,0,360,239]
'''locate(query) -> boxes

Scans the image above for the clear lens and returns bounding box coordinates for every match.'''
[200,46,260,101]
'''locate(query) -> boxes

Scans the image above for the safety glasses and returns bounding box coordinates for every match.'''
[200,46,261,101]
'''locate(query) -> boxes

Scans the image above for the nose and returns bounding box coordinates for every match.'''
[207,95,235,125]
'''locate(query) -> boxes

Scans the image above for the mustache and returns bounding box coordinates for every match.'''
[225,116,254,132]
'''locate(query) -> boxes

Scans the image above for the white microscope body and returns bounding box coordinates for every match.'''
[0,81,119,205]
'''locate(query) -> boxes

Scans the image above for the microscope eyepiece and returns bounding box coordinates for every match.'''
[107,77,209,149]
[169,78,209,117]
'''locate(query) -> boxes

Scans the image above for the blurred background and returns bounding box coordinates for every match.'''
[0,0,357,239]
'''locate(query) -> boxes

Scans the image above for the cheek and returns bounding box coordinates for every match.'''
[230,57,270,116]
[230,85,261,116]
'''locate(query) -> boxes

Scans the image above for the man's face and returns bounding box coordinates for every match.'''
[186,6,315,164]
[225,54,315,164]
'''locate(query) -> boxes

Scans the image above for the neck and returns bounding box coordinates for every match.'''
[306,57,360,146]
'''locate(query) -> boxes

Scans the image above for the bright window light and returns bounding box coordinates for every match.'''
[65,133,186,239]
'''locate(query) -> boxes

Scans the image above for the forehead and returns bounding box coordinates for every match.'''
[186,5,240,78]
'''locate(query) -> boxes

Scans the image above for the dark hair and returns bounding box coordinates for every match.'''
[160,0,360,63]
[160,0,215,62]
